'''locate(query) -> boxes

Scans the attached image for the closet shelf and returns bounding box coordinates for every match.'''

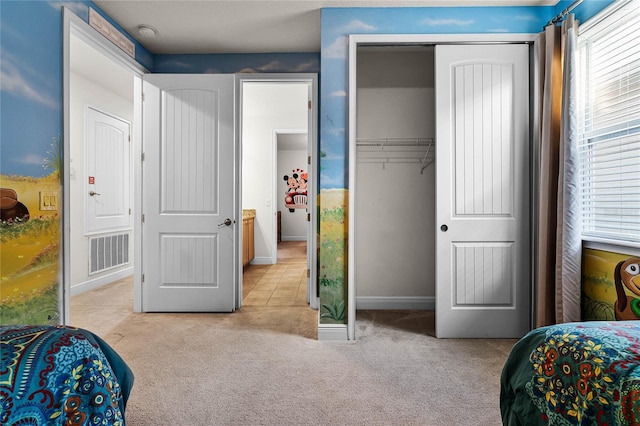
[356,138,435,173]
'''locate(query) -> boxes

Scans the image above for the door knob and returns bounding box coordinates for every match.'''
[218,218,235,227]
[89,191,101,196]
[440,224,448,232]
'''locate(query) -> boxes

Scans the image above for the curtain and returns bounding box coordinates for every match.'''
[535,15,581,328]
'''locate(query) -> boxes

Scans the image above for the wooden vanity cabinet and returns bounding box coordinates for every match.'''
[242,217,254,266]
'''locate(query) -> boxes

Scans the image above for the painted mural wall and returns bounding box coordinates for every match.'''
[154,53,319,74]
[582,248,640,321]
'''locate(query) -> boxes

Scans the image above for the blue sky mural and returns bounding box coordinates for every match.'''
[154,53,320,74]
[319,6,555,190]
[317,3,614,190]
[1,1,66,177]
[0,0,152,177]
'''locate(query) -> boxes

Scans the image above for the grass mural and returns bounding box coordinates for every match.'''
[0,173,61,325]
[319,189,348,324]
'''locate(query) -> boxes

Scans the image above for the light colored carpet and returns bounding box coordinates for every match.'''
[71,279,516,425]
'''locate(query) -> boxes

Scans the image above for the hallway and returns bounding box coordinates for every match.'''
[242,241,308,307]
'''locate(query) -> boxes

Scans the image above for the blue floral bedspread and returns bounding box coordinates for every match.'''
[501,321,640,425]
[1,325,134,425]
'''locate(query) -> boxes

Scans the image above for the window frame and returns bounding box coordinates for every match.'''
[577,0,640,249]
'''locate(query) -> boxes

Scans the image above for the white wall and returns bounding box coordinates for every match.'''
[242,83,308,263]
[277,145,308,240]
[69,70,133,292]
[355,49,436,306]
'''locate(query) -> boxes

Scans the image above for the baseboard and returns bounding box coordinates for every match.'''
[250,256,276,265]
[356,296,435,310]
[317,323,348,341]
[71,267,133,296]
[281,236,307,242]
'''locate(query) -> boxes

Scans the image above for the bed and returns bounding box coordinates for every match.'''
[500,321,640,425]
[1,325,134,425]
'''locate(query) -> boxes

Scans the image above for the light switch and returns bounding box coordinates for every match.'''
[39,191,58,211]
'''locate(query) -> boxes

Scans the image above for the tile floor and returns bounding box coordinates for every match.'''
[242,241,308,307]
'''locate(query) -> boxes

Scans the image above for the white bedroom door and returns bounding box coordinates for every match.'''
[86,107,131,233]
[141,74,237,312]
[435,44,530,338]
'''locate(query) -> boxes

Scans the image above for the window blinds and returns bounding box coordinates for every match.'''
[577,0,640,243]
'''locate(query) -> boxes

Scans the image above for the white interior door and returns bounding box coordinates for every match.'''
[142,74,236,312]
[86,107,131,233]
[435,44,530,338]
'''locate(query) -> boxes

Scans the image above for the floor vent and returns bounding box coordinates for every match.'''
[89,233,130,275]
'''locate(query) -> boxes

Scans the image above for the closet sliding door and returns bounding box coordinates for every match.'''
[435,44,530,338]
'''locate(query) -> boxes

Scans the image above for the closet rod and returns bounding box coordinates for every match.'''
[545,0,582,27]
[356,137,434,146]
[356,137,435,173]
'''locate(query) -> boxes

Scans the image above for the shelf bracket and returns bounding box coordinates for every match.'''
[420,139,434,174]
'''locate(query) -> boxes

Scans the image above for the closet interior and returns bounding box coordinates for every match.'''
[355,45,436,309]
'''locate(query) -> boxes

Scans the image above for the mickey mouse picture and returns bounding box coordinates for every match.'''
[283,168,308,212]
[284,173,299,194]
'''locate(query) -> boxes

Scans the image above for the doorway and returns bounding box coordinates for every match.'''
[354,45,436,312]
[63,9,145,322]
[239,78,318,310]
[243,130,309,307]
[348,34,535,339]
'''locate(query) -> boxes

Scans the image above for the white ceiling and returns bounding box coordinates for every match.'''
[93,0,556,54]
[71,33,133,101]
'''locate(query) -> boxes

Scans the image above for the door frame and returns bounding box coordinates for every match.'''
[347,33,538,340]
[62,8,147,322]
[237,74,319,310]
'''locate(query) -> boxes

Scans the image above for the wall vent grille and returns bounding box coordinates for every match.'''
[89,233,130,275]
